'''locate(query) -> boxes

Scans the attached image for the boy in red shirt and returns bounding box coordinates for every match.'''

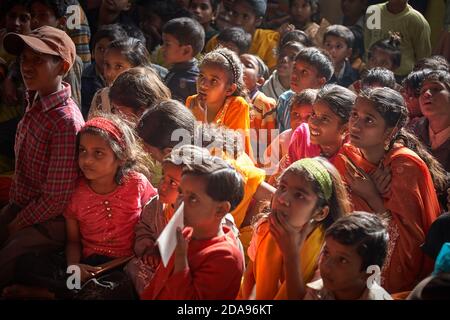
[141,145,245,300]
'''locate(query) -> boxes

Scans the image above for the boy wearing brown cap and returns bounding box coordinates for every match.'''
[0,25,84,288]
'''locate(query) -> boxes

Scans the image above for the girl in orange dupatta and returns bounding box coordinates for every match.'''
[239,157,351,299]
[333,87,447,294]
[186,47,253,158]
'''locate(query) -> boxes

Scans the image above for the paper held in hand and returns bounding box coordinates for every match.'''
[156,202,185,267]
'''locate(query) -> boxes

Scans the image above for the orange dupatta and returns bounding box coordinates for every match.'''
[334,144,440,293]
[242,221,325,300]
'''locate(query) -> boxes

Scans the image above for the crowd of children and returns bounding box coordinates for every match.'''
[0,0,449,300]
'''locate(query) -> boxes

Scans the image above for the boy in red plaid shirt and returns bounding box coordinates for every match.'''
[0,26,84,288]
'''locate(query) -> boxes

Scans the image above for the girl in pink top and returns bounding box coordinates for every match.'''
[64,115,156,282]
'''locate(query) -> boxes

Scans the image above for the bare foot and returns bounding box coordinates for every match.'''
[2,284,55,299]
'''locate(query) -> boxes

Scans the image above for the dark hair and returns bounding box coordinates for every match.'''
[402,69,427,97]
[1,0,31,16]
[163,17,205,56]
[91,23,127,51]
[137,99,196,149]
[29,0,67,19]
[200,47,247,98]
[78,113,151,184]
[189,0,221,12]
[315,84,356,123]
[166,145,244,211]
[106,37,151,67]
[120,23,147,46]
[413,55,450,72]
[279,29,312,49]
[289,0,321,24]
[326,211,388,271]
[279,157,351,229]
[217,27,252,55]
[359,87,448,192]
[349,25,364,60]
[277,41,305,61]
[236,0,267,17]
[109,67,171,115]
[368,33,402,70]
[323,25,355,49]
[290,88,318,110]
[361,67,396,90]
[295,47,334,81]
[421,69,450,91]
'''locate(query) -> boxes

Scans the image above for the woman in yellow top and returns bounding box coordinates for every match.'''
[239,157,351,300]
[186,47,253,158]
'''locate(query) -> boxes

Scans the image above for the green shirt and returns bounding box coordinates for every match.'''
[364,2,431,76]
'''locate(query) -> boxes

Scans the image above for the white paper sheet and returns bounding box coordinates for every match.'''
[156,202,184,267]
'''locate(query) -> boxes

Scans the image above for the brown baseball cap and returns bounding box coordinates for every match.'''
[3,26,76,68]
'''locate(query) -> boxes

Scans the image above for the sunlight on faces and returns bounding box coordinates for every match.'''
[78,133,121,183]
[419,80,450,119]
[308,101,347,147]
[197,63,236,109]
[272,171,327,230]
[320,236,367,296]
[240,54,264,92]
[159,162,182,205]
[20,47,66,96]
[349,98,390,150]
[103,48,133,86]
[290,61,325,93]
[290,104,313,130]
[179,174,227,231]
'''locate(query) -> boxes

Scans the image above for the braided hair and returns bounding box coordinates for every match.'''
[199,47,248,99]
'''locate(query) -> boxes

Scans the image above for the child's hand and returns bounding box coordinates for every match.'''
[370,166,391,196]
[174,227,193,273]
[344,162,379,199]
[75,264,102,283]
[142,254,161,269]
[269,212,315,257]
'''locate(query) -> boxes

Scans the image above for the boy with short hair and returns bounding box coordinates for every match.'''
[205,0,279,70]
[323,24,359,88]
[276,47,334,132]
[162,17,205,103]
[140,145,245,300]
[81,23,127,118]
[217,27,252,56]
[302,212,392,300]
[0,25,84,288]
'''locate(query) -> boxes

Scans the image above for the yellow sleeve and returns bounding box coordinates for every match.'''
[205,35,219,53]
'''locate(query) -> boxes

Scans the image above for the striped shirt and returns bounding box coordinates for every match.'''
[10,83,84,226]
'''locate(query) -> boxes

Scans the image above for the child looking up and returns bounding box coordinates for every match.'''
[186,47,253,157]
[239,157,351,299]
[277,47,334,133]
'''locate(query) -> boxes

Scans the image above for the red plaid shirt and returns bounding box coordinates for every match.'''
[10,83,84,226]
